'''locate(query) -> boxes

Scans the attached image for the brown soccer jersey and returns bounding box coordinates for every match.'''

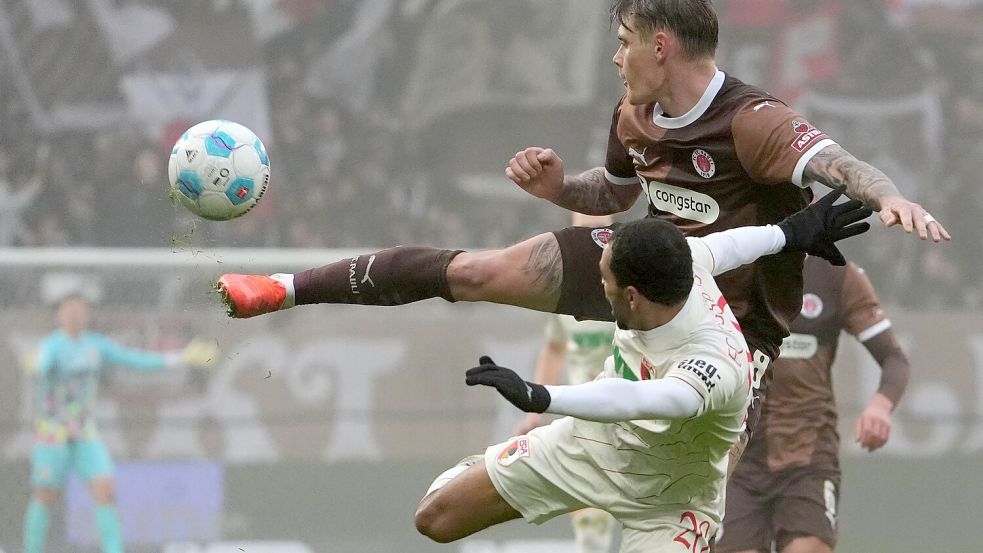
[604,71,835,360]
[744,256,890,471]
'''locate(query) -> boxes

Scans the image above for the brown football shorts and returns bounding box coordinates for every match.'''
[552,223,621,322]
[716,461,841,552]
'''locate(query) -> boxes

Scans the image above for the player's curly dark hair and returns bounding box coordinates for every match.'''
[609,218,693,306]
[609,0,718,60]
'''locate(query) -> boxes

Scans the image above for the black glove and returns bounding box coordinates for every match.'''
[778,187,873,266]
[465,356,551,413]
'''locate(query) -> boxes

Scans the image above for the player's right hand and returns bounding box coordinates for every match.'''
[466,356,551,414]
[855,395,892,452]
[505,147,565,200]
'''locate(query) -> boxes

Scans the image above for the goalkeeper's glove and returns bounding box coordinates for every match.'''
[182,338,218,368]
[466,356,551,413]
[778,187,872,266]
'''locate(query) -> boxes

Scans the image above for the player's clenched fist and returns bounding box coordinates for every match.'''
[505,147,565,200]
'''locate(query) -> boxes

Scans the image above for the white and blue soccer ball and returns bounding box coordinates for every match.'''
[168,120,271,221]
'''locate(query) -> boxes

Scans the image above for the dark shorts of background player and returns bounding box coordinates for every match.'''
[716,461,841,552]
[553,223,771,434]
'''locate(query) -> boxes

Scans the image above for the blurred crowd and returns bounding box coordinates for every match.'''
[0,0,980,308]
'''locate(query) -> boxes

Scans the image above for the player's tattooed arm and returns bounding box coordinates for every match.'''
[552,167,641,215]
[520,234,564,303]
[804,144,950,241]
[506,148,640,214]
[803,144,900,210]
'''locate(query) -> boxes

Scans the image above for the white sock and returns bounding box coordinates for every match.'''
[423,454,483,497]
[270,273,295,309]
[424,464,470,497]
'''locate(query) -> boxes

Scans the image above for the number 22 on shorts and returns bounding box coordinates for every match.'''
[673,511,712,553]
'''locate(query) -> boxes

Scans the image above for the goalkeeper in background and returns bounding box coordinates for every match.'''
[513,213,619,553]
[23,295,216,553]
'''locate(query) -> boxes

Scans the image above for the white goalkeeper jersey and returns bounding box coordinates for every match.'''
[569,237,754,521]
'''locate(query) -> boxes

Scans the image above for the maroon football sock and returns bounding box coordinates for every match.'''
[293,247,464,306]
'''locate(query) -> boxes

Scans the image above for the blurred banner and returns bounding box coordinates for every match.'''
[0,0,270,140]
[401,0,606,128]
[66,461,223,547]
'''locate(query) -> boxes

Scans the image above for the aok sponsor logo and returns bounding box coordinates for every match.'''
[641,177,720,224]
[779,332,818,359]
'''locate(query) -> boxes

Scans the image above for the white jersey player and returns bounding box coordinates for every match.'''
[415,192,871,552]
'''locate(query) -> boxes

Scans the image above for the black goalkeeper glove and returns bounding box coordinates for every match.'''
[465,356,551,413]
[778,187,873,266]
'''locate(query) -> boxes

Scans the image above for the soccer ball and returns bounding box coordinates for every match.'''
[168,120,271,221]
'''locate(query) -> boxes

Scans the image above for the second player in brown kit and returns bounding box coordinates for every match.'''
[216,0,946,416]
[716,255,910,553]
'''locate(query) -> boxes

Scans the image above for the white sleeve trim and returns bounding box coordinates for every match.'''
[792,139,837,187]
[544,377,703,422]
[604,168,639,186]
[856,319,892,342]
[695,225,787,276]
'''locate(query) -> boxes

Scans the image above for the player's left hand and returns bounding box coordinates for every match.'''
[878,196,951,242]
[779,187,872,265]
[854,393,893,452]
[466,356,551,413]
[183,339,219,368]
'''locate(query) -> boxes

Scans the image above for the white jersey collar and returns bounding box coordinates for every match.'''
[652,69,725,129]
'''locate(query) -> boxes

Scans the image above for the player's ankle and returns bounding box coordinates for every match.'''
[270,273,295,309]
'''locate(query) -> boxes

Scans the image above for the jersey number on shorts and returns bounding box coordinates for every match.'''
[673,511,712,553]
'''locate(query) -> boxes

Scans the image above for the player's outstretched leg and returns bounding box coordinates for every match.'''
[216,232,564,318]
[415,456,521,543]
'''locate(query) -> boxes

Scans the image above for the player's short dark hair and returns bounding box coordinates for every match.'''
[609,0,718,60]
[609,218,693,306]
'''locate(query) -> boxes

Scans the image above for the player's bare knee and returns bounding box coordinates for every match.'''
[414,494,456,543]
[446,252,499,300]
